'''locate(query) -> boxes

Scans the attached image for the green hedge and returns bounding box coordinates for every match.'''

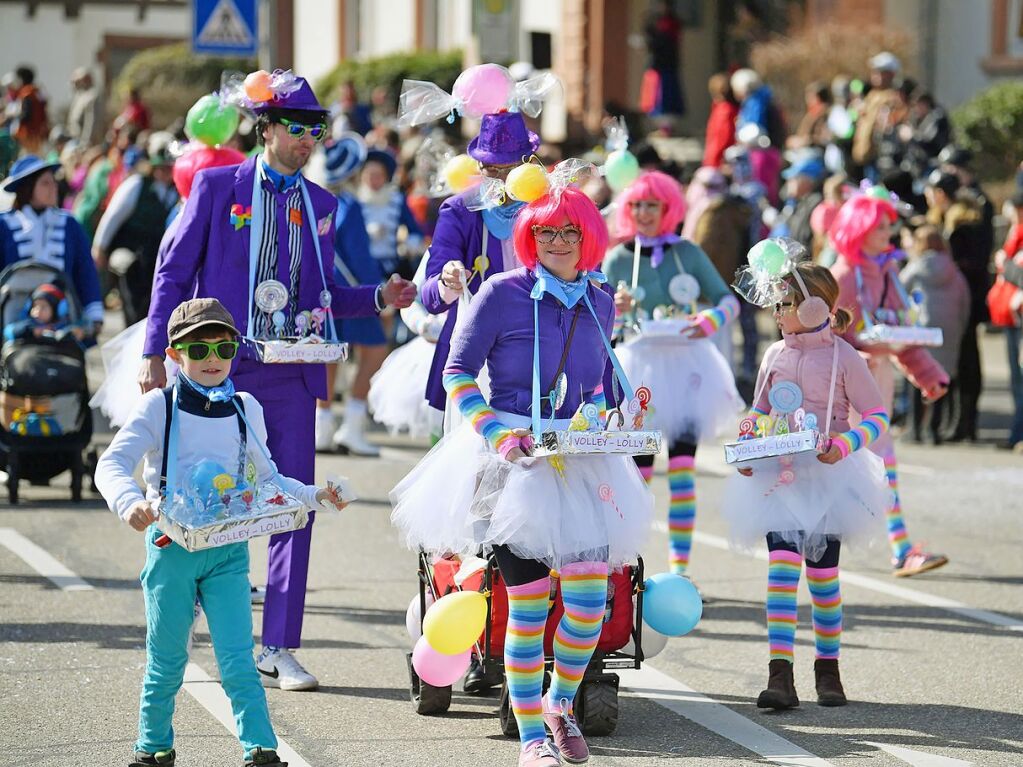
[952,81,1023,181]
[111,43,256,131]
[315,49,463,106]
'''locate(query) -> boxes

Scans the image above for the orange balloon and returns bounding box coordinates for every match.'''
[244,70,274,103]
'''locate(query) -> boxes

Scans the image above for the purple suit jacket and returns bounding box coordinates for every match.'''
[144,155,377,399]
[421,193,512,409]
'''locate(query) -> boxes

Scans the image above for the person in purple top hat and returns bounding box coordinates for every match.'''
[138,71,416,692]
[420,111,540,421]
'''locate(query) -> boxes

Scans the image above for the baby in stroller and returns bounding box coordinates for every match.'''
[0,262,96,502]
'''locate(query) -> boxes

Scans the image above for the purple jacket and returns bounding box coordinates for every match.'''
[422,193,512,409]
[446,268,614,419]
[144,155,377,399]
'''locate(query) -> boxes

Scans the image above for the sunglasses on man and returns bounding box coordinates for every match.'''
[172,340,240,361]
[277,117,328,142]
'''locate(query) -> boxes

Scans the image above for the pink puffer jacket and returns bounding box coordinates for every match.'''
[752,326,885,435]
[831,254,949,399]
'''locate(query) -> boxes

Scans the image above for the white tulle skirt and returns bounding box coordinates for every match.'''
[368,337,439,439]
[720,448,891,561]
[618,335,744,444]
[390,415,654,569]
[90,321,178,428]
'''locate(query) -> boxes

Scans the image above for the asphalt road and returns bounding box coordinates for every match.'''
[1,328,1021,767]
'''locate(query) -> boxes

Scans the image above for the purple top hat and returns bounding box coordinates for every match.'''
[251,75,326,115]
[467,111,540,166]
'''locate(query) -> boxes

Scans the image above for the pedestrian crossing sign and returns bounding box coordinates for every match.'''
[193,0,258,57]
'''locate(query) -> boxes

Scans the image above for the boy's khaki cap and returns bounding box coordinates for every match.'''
[167,298,239,344]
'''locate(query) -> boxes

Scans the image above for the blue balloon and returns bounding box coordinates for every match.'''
[188,459,229,505]
[642,572,703,637]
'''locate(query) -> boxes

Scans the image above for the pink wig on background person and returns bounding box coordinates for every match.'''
[513,186,609,272]
[828,194,898,264]
[615,171,686,240]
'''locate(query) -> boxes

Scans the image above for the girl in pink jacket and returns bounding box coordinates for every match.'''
[724,259,891,712]
[829,191,950,577]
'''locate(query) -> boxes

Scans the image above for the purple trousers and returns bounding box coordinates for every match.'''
[234,363,317,649]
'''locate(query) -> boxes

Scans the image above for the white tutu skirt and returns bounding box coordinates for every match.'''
[390,422,654,569]
[618,335,744,444]
[368,337,439,438]
[90,321,178,428]
[720,449,891,561]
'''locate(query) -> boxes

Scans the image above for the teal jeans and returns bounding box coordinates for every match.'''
[137,526,277,758]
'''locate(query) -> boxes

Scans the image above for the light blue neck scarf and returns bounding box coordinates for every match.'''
[481,200,526,240]
[178,372,236,403]
[531,264,607,309]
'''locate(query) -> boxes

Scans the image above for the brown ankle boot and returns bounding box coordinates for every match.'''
[814,658,847,706]
[756,659,799,710]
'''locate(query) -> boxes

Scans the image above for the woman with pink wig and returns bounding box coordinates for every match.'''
[392,186,653,767]
[830,190,950,577]
[603,170,743,578]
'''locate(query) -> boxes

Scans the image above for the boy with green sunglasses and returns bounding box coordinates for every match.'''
[96,298,348,767]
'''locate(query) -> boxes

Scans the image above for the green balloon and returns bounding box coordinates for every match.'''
[185,94,239,148]
[748,240,788,276]
[605,149,640,192]
[866,184,893,202]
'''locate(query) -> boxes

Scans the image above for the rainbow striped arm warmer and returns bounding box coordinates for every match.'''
[612,312,625,340]
[591,385,607,421]
[832,407,889,458]
[443,369,520,457]
[695,294,740,336]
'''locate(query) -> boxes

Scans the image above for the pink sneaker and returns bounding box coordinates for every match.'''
[542,694,588,764]
[519,739,561,767]
[892,545,948,577]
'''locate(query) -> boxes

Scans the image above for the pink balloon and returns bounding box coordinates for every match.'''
[411,636,471,687]
[172,144,245,200]
[453,64,513,117]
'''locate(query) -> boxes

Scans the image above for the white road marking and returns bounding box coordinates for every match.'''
[0,527,93,591]
[862,742,974,766]
[183,662,313,767]
[620,665,835,766]
[651,522,1023,633]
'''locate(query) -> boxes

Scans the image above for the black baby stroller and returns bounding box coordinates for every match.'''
[0,261,97,503]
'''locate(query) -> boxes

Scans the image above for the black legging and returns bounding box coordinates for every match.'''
[766,533,841,568]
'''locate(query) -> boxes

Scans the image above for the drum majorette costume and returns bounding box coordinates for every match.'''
[143,72,400,689]
[0,155,104,326]
[391,187,652,765]
[602,170,743,576]
[829,188,950,577]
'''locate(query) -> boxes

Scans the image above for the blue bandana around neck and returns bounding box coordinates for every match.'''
[481,200,526,240]
[262,160,302,193]
[178,372,236,403]
[531,264,607,309]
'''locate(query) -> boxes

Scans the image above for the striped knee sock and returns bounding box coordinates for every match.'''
[548,562,608,710]
[505,577,551,747]
[883,451,911,561]
[635,459,654,485]
[767,549,802,662]
[667,455,696,575]
[805,565,842,659]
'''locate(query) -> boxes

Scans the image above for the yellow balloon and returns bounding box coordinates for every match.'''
[443,154,478,193]
[505,163,549,203]
[422,590,487,655]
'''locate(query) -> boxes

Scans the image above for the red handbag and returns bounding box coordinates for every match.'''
[987,274,1022,328]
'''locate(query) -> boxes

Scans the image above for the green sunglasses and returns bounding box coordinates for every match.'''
[172,340,239,361]
[277,117,328,142]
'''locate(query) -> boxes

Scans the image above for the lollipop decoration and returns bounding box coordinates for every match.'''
[598,483,624,519]
[668,273,701,316]
[581,403,601,430]
[768,382,803,415]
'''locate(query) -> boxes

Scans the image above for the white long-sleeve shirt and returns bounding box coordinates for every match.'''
[95,388,319,521]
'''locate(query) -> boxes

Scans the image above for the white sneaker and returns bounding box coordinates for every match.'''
[315,408,337,453]
[256,647,318,691]
[250,585,266,604]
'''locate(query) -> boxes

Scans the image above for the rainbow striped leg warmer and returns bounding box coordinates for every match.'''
[805,565,842,659]
[882,449,912,561]
[767,549,802,661]
[667,453,696,575]
[547,562,608,712]
[505,577,550,748]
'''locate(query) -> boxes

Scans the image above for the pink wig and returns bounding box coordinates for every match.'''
[828,194,897,264]
[513,187,609,272]
[615,170,686,239]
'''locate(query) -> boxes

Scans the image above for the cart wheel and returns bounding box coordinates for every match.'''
[407,652,451,715]
[577,679,620,736]
[498,681,519,738]
[7,454,18,505]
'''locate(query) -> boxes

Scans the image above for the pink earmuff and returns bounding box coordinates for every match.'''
[790,268,831,328]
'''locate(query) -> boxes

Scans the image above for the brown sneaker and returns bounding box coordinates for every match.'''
[756,659,799,710]
[814,658,847,706]
[542,694,588,764]
[519,738,562,767]
[892,545,948,577]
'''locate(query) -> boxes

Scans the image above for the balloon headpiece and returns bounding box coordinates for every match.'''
[734,238,831,327]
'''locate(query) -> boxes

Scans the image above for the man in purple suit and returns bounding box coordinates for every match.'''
[138,74,415,691]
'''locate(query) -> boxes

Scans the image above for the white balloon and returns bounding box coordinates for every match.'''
[405,592,435,645]
[622,596,671,660]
